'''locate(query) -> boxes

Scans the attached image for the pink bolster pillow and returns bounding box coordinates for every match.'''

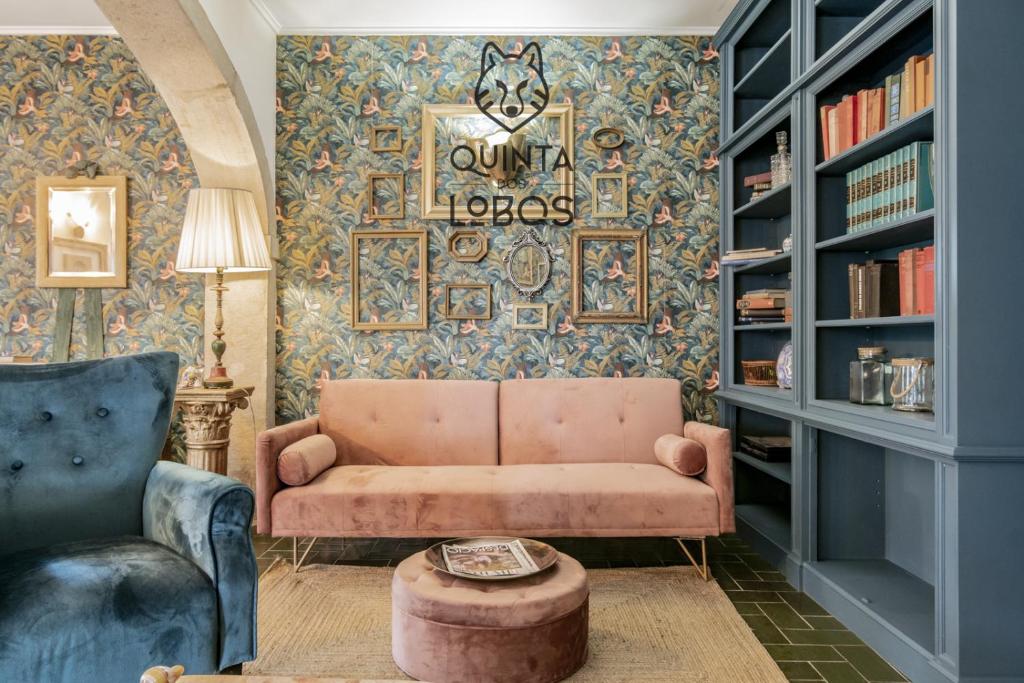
[654,434,707,476]
[277,434,336,486]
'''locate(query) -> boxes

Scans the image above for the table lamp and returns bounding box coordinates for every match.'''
[176,188,271,388]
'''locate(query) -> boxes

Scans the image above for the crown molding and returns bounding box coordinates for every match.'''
[273,25,719,36]
[248,0,282,34]
[0,25,117,35]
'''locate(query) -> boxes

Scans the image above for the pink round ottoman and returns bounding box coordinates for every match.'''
[391,551,589,683]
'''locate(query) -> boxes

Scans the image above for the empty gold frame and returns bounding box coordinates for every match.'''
[35,175,127,288]
[591,171,628,218]
[444,283,491,320]
[447,230,488,262]
[367,172,405,220]
[370,125,402,152]
[571,229,648,324]
[512,303,548,330]
[420,103,574,220]
[350,230,427,330]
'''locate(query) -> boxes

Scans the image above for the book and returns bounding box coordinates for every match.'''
[857,89,869,143]
[743,171,773,187]
[743,288,789,296]
[865,260,900,317]
[914,245,935,315]
[737,297,788,310]
[827,106,839,159]
[899,248,916,316]
[886,73,902,125]
[820,104,835,160]
[900,56,920,119]
[846,169,854,231]
[737,307,787,318]
[848,263,859,317]
[441,539,540,578]
[915,55,928,112]
[738,316,786,324]
[907,141,935,215]
[739,435,792,462]
[924,53,935,107]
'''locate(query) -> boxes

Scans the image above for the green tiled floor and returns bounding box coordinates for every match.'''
[252,533,907,682]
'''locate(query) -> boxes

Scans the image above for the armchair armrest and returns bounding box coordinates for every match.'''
[683,422,735,534]
[142,461,256,670]
[255,416,319,534]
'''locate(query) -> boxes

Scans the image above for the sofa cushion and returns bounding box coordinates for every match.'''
[270,463,720,537]
[498,377,684,466]
[319,379,499,466]
[654,434,707,476]
[278,434,336,485]
[0,536,218,681]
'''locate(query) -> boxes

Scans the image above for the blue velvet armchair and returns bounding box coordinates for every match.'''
[0,353,257,682]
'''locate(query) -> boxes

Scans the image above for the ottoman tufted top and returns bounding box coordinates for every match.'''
[392,550,589,629]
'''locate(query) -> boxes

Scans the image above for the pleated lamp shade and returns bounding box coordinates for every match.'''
[176,188,272,273]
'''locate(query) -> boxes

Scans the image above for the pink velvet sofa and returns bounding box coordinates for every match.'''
[256,377,734,566]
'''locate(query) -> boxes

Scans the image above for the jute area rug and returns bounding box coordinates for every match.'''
[245,561,786,682]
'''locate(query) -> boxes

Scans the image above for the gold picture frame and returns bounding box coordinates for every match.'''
[420,103,574,220]
[571,229,648,324]
[35,175,127,288]
[512,303,548,330]
[370,125,402,152]
[447,230,488,262]
[591,171,628,218]
[350,230,427,330]
[444,283,491,320]
[367,172,405,221]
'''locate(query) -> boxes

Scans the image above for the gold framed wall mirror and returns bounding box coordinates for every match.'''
[35,175,127,288]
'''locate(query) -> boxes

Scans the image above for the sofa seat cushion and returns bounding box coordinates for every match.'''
[271,463,720,537]
[0,536,218,679]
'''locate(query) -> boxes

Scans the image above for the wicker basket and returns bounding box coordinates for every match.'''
[741,360,778,386]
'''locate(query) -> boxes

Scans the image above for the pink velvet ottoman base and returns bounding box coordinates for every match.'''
[391,552,589,683]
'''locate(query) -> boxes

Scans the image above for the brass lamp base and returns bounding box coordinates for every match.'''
[204,267,234,389]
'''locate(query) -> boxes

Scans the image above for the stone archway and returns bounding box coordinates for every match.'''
[95,0,275,486]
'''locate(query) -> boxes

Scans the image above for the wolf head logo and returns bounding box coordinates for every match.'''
[474,41,549,134]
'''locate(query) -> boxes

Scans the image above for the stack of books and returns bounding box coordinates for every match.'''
[744,171,773,202]
[820,52,934,161]
[721,247,782,266]
[846,141,934,233]
[898,245,935,315]
[848,260,899,319]
[737,288,790,324]
[739,435,792,462]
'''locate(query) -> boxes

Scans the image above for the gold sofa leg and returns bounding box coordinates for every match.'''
[293,537,318,572]
[675,537,709,581]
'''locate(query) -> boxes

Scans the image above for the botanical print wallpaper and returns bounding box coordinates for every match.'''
[276,35,720,424]
[0,36,203,456]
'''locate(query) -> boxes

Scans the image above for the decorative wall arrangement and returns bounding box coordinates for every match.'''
[0,35,204,458]
[275,35,721,424]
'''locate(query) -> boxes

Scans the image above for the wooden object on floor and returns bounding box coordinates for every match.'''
[52,288,104,362]
[173,386,253,474]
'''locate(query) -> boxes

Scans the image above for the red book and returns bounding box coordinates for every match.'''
[899,248,915,315]
[836,97,849,155]
[820,104,836,160]
[856,89,869,144]
[914,245,935,315]
[840,95,858,153]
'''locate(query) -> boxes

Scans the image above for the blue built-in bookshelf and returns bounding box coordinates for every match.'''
[715,1,1024,681]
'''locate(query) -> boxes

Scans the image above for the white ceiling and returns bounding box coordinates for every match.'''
[0,0,738,36]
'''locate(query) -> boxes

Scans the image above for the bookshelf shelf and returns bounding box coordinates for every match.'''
[734,30,792,99]
[735,322,792,331]
[733,252,792,274]
[815,314,933,327]
[736,502,791,551]
[731,384,793,401]
[815,209,934,251]
[734,451,792,484]
[815,0,883,15]
[809,398,935,428]
[733,182,791,219]
[816,106,933,176]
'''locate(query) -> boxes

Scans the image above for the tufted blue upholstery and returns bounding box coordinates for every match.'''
[0,353,257,681]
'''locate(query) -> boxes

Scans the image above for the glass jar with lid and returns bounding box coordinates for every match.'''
[849,346,892,405]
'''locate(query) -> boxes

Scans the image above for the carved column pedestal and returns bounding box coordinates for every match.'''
[173,386,253,475]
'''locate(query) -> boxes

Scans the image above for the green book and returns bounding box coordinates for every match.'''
[853,165,863,231]
[846,169,854,233]
[907,141,935,215]
[871,158,882,228]
[882,152,895,224]
[896,146,908,220]
[859,164,869,231]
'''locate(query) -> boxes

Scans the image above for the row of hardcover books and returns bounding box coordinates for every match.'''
[847,246,934,319]
[736,288,792,325]
[820,52,934,161]
[846,141,934,233]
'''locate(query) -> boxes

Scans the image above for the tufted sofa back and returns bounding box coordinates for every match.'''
[499,377,684,465]
[318,379,499,466]
[0,352,179,556]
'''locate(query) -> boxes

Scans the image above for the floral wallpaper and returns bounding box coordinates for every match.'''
[276,35,721,424]
[0,36,203,457]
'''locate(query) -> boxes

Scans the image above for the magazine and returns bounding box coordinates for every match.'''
[441,539,540,578]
